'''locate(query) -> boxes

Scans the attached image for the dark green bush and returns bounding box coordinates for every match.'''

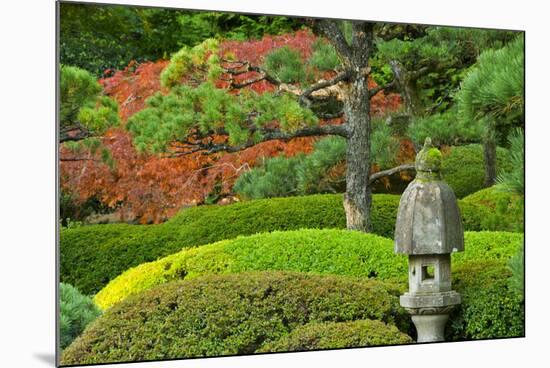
[407,107,484,146]
[59,283,102,350]
[449,260,524,340]
[259,320,412,352]
[308,39,341,71]
[441,144,511,198]
[497,128,524,195]
[233,154,305,199]
[61,272,409,365]
[61,190,522,295]
[234,125,400,200]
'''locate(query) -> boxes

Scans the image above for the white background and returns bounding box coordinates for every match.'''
[0,0,548,367]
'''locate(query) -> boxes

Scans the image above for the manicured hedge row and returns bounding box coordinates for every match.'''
[258,320,413,352]
[96,230,523,311]
[60,194,397,295]
[94,229,407,310]
[62,189,522,295]
[61,272,410,365]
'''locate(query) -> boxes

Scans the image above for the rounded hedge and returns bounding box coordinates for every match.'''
[258,320,413,352]
[61,272,410,365]
[94,229,407,310]
[441,144,511,198]
[61,193,399,295]
[96,230,523,312]
[62,190,521,296]
[461,185,524,232]
[60,283,102,350]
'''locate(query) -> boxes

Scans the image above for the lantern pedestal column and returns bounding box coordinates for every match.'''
[400,291,461,342]
[411,314,449,343]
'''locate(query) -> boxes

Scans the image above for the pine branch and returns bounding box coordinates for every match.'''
[222,60,281,88]
[300,70,352,107]
[168,124,350,157]
[60,157,99,162]
[368,164,415,184]
[368,79,397,98]
[60,121,93,143]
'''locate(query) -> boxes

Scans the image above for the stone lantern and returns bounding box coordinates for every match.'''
[394,137,464,343]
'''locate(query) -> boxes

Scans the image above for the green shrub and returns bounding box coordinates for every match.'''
[233,154,305,199]
[449,260,524,340]
[94,229,407,310]
[508,243,524,298]
[461,185,524,231]
[61,191,522,295]
[61,272,409,365]
[96,230,522,311]
[60,224,181,295]
[59,283,102,350]
[259,320,412,352]
[442,144,511,198]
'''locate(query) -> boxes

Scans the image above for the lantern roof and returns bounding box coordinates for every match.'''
[394,138,464,255]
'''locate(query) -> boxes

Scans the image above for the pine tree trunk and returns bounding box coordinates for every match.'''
[343,71,372,232]
[483,136,497,187]
[389,60,423,116]
[314,20,375,232]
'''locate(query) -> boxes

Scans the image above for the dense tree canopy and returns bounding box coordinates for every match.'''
[373,26,517,116]
[60,2,300,76]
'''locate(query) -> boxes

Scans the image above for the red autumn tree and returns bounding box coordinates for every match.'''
[60,29,402,224]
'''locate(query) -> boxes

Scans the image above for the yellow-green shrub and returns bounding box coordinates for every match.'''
[96,229,522,311]
[62,190,522,296]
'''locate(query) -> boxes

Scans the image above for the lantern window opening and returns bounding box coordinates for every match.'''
[421,264,435,282]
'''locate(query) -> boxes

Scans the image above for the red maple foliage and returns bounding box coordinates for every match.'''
[60,31,402,224]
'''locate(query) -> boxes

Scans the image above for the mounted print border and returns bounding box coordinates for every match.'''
[56,0,525,366]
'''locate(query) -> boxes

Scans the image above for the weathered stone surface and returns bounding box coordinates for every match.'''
[411,314,449,343]
[400,290,461,311]
[394,138,464,255]
[394,138,465,343]
[407,254,451,294]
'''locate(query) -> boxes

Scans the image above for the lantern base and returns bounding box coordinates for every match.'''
[400,290,460,343]
[412,314,449,343]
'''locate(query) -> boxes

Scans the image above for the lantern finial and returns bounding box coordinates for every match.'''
[415,137,442,178]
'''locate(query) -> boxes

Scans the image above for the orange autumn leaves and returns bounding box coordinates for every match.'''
[60,31,402,224]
